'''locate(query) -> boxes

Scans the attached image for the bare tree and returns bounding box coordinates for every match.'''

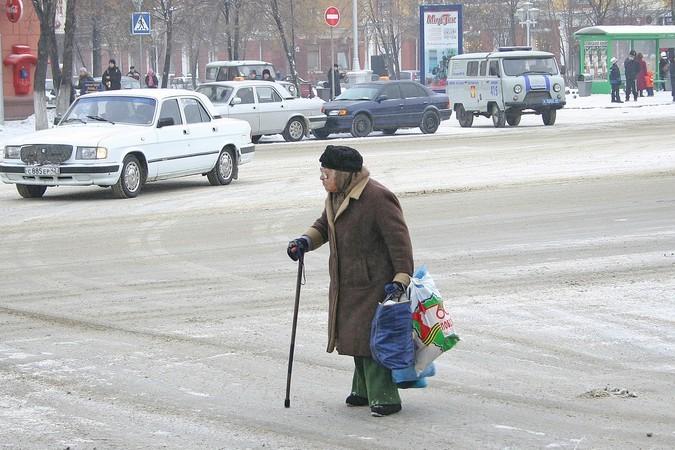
[267,0,298,86]
[220,0,243,60]
[505,0,522,46]
[155,0,177,88]
[365,0,401,78]
[586,0,615,25]
[56,0,77,115]
[31,0,58,130]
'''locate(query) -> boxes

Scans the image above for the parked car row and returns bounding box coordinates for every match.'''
[196,79,451,142]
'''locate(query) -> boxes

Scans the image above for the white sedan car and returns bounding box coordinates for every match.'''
[195,81,326,143]
[0,89,254,199]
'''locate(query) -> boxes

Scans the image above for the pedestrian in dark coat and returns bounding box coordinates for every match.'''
[623,50,639,101]
[102,59,122,90]
[76,67,95,96]
[261,69,275,82]
[327,64,342,99]
[670,56,675,102]
[126,66,141,81]
[287,145,414,417]
[609,57,622,103]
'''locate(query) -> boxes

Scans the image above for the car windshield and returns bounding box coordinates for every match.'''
[335,86,379,101]
[502,57,559,76]
[61,96,157,125]
[196,86,234,103]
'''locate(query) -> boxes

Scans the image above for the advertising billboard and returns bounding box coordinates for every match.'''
[419,4,463,91]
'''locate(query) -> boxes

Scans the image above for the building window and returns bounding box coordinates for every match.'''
[308,49,320,71]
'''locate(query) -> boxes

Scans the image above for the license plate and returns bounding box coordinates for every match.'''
[543,99,560,105]
[25,166,60,176]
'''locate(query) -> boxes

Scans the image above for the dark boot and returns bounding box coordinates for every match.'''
[370,404,402,417]
[345,394,369,407]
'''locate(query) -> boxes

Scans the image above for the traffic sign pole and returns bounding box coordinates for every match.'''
[324,6,340,100]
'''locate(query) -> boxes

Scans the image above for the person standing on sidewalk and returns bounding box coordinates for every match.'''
[624,50,639,102]
[287,145,414,417]
[102,59,122,91]
[327,64,342,99]
[670,54,675,102]
[609,57,623,103]
[658,52,669,91]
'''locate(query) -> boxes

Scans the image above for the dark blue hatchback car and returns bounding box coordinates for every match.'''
[314,80,451,139]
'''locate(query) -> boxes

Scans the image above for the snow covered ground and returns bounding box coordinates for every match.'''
[0,92,674,448]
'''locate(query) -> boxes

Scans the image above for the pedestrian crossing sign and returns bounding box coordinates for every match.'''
[131,12,151,35]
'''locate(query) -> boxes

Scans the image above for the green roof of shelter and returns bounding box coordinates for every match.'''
[575,25,675,38]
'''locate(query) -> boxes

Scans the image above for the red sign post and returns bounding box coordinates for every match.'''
[325,6,340,100]
[324,6,340,27]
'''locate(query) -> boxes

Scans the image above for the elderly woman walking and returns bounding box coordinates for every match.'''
[287,145,414,417]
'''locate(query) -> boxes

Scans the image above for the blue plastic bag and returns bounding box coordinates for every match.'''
[370,298,415,370]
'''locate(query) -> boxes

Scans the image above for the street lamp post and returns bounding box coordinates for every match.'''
[516,1,539,48]
[352,0,360,70]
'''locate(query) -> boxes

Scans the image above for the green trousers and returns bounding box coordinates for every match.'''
[351,356,401,406]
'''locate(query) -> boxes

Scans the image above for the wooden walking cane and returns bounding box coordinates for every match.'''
[284,252,304,408]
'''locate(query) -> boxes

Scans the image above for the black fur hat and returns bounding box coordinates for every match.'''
[320,145,363,172]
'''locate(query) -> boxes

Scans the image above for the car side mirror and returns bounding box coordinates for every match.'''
[53,116,62,126]
[376,95,388,102]
[157,117,175,128]
[230,97,242,106]
[560,65,567,75]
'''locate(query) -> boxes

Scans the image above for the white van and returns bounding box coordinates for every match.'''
[205,60,277,82]
[446,48,566,127]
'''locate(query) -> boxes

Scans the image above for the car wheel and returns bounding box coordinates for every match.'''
[282,117,306,142]
[207,147,236,186]
[457,105,473,128]
[112,155,143,199]
[420,110,440,134]
[506,110,522,127]
[491,104,506,128]
[350,113,372,138]
[251,135,262,144]
[16,184,47,199]
[382,128,398,135]
[313,127,331,140]
[542,109,557,126]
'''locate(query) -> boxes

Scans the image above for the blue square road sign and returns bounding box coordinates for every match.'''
[131,12,152,36]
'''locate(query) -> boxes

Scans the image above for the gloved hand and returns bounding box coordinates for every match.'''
[384,281,405,300]
[287,236,310,261]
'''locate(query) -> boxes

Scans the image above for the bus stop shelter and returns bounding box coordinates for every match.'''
[574,25,675,94]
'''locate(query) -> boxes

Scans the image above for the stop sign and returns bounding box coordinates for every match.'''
[324,6,340,27]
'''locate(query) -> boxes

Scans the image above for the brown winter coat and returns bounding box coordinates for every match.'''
[304,174,414,356]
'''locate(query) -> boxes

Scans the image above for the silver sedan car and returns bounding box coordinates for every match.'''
[196,81,326,143]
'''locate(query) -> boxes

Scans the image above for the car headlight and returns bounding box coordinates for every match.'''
[514,84,523,94]
[3,146,21,159]
[553,83,562,93]
[76,146,108,160]
[328,109,349,116]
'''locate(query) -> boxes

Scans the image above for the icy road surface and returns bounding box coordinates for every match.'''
[1,102,675,449]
